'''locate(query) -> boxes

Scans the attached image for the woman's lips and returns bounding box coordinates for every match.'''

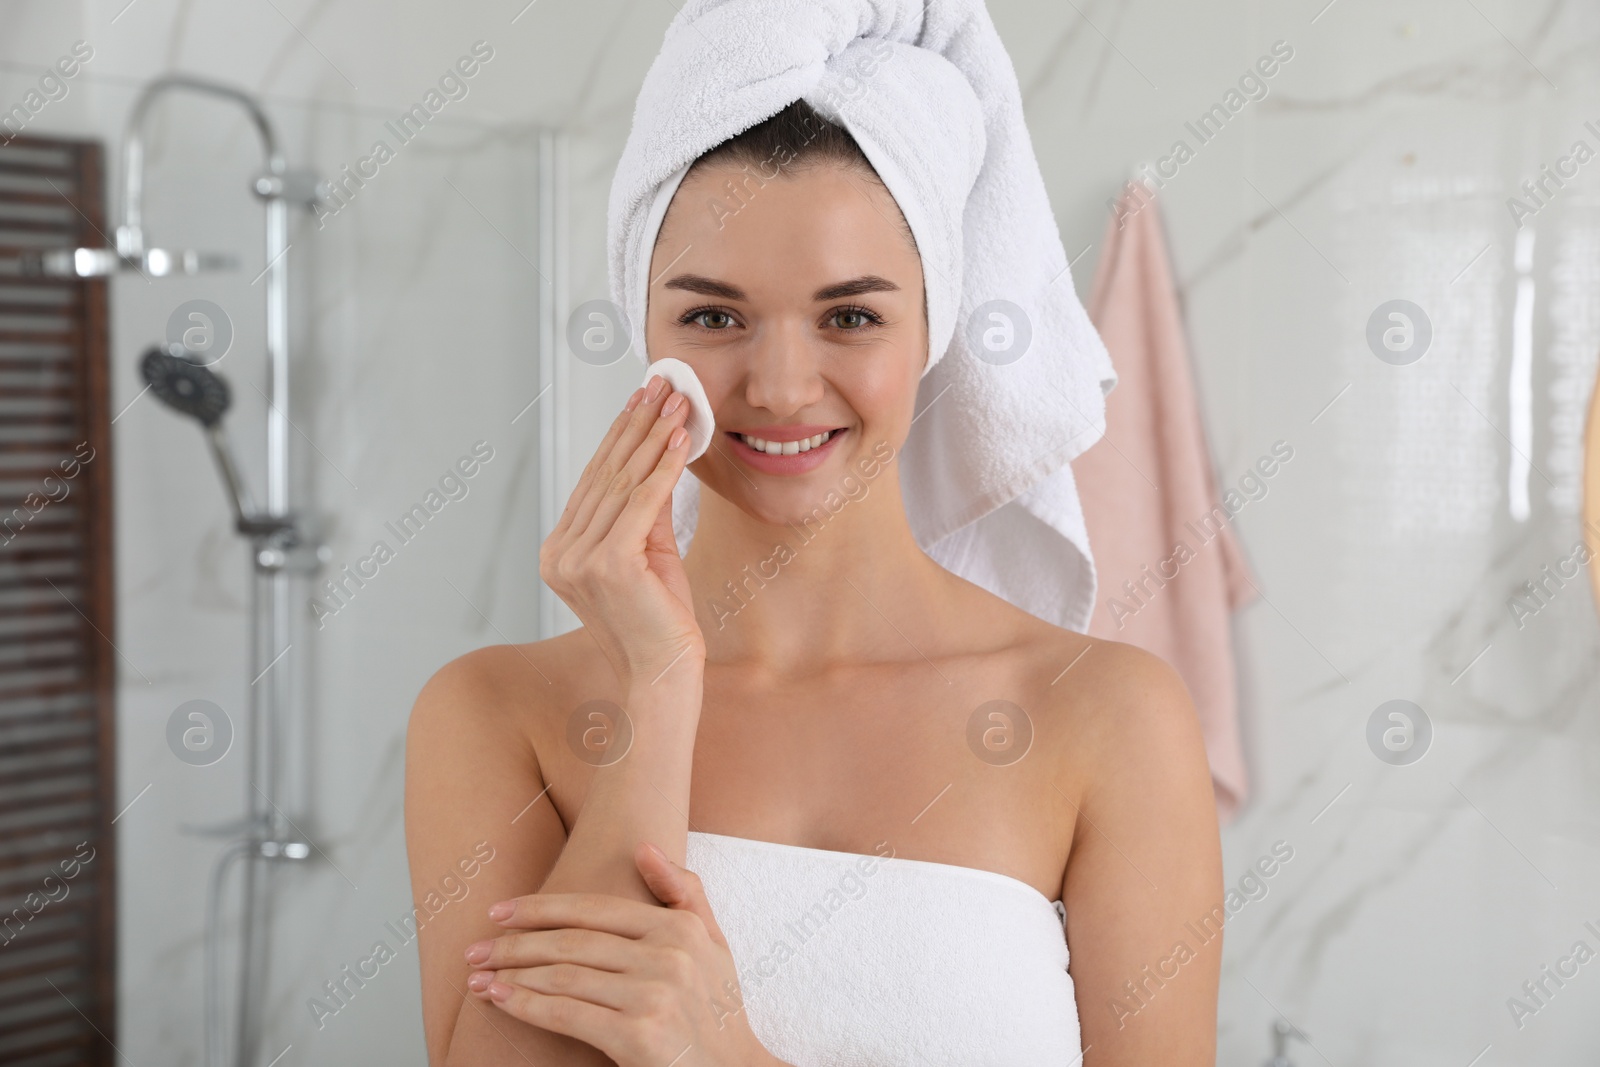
[725,428,847,474]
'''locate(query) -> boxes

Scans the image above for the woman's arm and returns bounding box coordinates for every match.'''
[408,381,710,1065]
[405,647,705,1066]
[1058,642,1223,1066]
[404,647,589,1065]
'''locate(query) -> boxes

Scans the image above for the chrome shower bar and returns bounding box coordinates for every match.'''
[74,73,329,1067]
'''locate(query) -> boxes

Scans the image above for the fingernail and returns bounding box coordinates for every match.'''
[488,981,513,1002]
[488,901,513,922]
[662,392,684,416]
[465,940,491,964]
[668,427,688,450]
[624,387,645,412]
[646,377,667,402]
[467,970,493,992]
[647,841,668,861]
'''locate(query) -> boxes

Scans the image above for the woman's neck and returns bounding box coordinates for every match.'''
[682,478,949,675]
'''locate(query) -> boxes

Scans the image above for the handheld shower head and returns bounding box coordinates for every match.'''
[141,346,232,427]
[140,345,257,524]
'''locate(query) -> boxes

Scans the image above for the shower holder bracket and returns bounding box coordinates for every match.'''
[251,168,329,208]
[180,813,312,860]
[248,513,330,575]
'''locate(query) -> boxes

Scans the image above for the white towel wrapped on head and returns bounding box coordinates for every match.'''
[608,0,1117,632]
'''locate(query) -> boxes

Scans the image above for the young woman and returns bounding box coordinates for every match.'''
[405,99,1221,1067]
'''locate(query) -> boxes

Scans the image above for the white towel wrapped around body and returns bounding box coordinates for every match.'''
[609,0,1117,632]
[685,830,1080,1065]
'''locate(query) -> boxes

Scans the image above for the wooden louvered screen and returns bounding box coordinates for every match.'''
[0,136,117,1067]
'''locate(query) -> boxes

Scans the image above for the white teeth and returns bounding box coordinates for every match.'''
[739,429,833,455]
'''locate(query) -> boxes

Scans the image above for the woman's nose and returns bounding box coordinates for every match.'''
[741,323,825,415]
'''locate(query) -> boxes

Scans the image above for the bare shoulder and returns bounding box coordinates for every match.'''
[1046,634,1204,751]
[935,571,1205,783]
[1008,614,1211,808]
[404,628,610,847]
[410,630,573,721]
[406,627,601,749]
[403,626,628,849]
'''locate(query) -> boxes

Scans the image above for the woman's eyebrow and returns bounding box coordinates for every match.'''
[813,275,899,300]
[660,273,901,302]
[662,274,745,299]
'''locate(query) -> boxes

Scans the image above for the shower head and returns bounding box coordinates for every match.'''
[141,345,231,427]
[139,345,257,525]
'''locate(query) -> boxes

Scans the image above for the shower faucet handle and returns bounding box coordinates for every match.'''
[180,813,273,838]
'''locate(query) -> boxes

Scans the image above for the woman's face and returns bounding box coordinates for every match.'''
[644,159,927,526]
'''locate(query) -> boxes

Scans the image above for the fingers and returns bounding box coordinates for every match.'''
[635,841,689,908]
[478,963,631,1011]
[468,925,636,973]
[546,389,646,553]
[485,891,665,940]
[600,421,691,553]
[541,381,676,595]
[481,979,625,1055]
[635,843,732,952]
[472,961,673,1015]
[565,379,683,544]
[548,386,644,541]
[567,391,690,557]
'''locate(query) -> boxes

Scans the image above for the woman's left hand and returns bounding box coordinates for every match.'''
[464,842,775,1067]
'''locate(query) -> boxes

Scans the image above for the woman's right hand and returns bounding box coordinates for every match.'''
[539,377,703,690]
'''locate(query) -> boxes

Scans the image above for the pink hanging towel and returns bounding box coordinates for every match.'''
[1071,184,1257,823]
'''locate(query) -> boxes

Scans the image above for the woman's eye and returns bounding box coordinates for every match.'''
[691,310,733,329]
[831,307,879,329]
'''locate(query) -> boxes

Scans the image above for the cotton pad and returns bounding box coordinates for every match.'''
[642,357,715,462]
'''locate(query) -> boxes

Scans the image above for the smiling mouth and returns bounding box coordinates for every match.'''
[727,428,847,456]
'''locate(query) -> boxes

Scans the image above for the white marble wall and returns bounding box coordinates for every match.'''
[3,0,1598,1064]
